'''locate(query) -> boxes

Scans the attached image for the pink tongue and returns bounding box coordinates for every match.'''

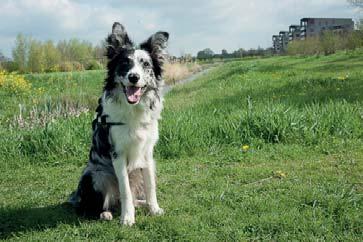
[125,86,142,103]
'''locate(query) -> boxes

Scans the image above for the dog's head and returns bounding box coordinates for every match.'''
[105,22,169,105]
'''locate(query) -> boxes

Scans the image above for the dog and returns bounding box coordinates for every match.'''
[69,22,169,226]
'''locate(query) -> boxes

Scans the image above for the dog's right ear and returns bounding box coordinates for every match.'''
[106,22,133,59]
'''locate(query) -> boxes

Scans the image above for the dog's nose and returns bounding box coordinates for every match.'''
[128,73,140,84]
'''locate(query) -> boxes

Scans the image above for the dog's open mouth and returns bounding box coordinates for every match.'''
[124,86,145,104]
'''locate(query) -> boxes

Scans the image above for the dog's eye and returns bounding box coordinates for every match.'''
[143,62,150,68]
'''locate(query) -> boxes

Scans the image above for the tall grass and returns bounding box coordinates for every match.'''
[163,62,202,85]
[1,50,362,164]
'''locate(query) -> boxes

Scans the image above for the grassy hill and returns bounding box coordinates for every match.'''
[1,50,362,240]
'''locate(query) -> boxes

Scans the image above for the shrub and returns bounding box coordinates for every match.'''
[56,61,84,72]
[85,59,104,70]
[287,30,363,56]
[0,61,19,72]
[72,61,84,71]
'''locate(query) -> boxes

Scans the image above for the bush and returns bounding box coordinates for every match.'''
[0,61,19,72]
[85,59,104,70]
[56,61,84,72]
[287,30,363,56]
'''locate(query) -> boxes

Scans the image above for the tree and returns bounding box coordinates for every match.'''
[28,38,45,73]
[93,41,106,59]
[232,48,245,58]
[57,40,69,62]
[221,49,228,58]
[68,39,93,64]
[43,40,61,71]
[197,48,214,59]
[12,34,29,73]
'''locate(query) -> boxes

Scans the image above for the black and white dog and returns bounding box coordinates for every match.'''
[69,22,169,226]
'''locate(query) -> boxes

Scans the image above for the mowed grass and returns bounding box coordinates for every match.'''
[1,50,363,240]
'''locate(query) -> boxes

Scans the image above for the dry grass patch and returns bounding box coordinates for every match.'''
[163,62,202,85]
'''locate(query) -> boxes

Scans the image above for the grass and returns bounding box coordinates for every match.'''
[1,50,363,240]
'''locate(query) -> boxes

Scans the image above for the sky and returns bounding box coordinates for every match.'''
[0,0,361,58]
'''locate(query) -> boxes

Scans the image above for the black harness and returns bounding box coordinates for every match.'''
[97,115,125,128]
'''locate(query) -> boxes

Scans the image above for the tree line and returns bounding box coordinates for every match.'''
[196,20,363,59]
[196,47,274,60]
[1,34,105,73]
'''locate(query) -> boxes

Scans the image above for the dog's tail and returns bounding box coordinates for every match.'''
[129,169,145,206]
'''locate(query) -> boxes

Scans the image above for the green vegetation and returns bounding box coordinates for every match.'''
[2,33,105,73]
[1,50,362,240]
[287,30,363,56]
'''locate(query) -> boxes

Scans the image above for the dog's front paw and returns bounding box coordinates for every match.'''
[149,206,164,216]
[100,211,113,221]
[120,213,135,226]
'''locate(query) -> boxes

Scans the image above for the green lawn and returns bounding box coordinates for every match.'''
[1,50,363,240]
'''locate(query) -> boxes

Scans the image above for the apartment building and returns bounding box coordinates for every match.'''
[272,17,354,53]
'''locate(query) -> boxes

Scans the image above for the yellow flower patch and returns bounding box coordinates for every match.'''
[0,71,32,94]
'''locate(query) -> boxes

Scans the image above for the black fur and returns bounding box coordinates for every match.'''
[76,172,104,218]
[89,105,113,163]
[104,46,135,92]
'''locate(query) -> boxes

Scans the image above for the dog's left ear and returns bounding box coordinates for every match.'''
[140,32,169,78]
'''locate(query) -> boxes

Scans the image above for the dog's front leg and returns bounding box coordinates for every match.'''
[113,155,135,226]
[142,162,164,216]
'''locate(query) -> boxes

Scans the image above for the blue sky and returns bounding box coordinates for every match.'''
[0,0,361,57]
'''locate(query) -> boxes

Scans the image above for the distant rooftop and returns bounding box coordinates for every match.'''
[301,17,353,21]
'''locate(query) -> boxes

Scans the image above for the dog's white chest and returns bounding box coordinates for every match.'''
[103,98,158,171]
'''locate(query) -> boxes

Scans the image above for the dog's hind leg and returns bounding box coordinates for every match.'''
[100,193,113,221]
[129,169,146,207]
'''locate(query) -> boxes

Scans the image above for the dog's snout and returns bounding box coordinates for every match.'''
[128,73,140,84]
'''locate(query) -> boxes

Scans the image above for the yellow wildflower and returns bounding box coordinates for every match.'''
[274,170,287,179]
[337,74,348,81]
[0,71,31,94]
[241,145,249,152]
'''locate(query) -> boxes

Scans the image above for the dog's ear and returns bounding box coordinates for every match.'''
[140,31,169,78]
[106,22,133,59]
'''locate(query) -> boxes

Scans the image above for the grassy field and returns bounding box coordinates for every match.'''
[1,50,363,240]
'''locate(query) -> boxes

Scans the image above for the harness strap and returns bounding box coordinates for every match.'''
[98,115,125,128]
